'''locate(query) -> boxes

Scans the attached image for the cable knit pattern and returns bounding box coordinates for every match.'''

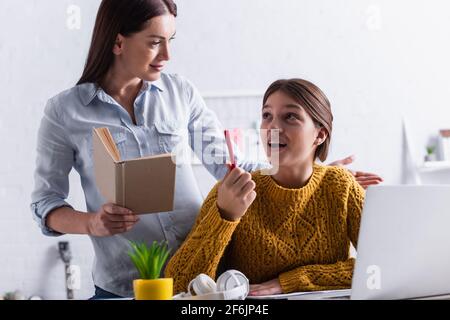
[165,164,365,294]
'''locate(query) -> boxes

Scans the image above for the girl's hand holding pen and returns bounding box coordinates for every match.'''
[218,130,256,222]
[217,167,257,222]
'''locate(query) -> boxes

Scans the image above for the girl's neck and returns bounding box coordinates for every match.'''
[271,160,315,189]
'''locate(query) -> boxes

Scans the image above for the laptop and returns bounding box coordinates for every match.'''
[253,185,450,300]
[351,185,450,300]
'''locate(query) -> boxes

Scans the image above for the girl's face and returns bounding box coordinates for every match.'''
[260,90,327,168]
[113,14,176,81]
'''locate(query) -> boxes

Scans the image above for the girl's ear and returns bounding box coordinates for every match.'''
[112,34,125,55]
[315,127,328,146]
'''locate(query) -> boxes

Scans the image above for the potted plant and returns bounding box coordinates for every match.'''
[425,145,437,162]
[128,241,173,300]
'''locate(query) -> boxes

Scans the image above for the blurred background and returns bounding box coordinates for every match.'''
[1,0,450,299]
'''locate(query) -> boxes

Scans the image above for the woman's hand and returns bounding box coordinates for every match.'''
[87,203,140,237]
[217,167,257,222]
[351,171,384,189]
[249,278,283,296]
[328,155,383,189]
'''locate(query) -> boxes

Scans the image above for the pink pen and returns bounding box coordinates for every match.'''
[224,130,236,171]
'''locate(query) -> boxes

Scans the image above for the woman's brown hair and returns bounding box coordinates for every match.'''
[262,79,333,162]
[77,0,177,85]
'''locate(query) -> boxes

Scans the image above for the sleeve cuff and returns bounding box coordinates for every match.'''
[195,204,241,243]
[31,198,73,237]
[278,260,356,294]
[279,268,311,294]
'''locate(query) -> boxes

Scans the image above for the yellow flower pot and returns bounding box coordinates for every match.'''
[133,278,173,300]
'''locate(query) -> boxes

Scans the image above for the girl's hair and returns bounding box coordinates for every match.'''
[262,79,333,162]
[77,0,177,85]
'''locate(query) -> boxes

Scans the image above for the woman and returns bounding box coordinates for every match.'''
[166,79,364,296]
[31,0,380,299]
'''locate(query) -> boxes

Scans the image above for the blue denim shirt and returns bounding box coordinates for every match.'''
[30,73,262,297]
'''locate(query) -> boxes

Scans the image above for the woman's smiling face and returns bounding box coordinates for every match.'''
[260,90,327,168]
[113,14,176,81]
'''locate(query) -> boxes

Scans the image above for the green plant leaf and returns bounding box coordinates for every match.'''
[426,145,436,155]
[127,240,172,280]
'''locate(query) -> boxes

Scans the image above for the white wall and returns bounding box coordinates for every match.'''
[0,0,101,300]
[1,0,450,299]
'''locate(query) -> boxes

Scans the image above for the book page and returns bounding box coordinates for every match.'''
[94,127,121,162]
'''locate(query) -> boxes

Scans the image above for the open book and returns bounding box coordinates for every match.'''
[93,127,176,214]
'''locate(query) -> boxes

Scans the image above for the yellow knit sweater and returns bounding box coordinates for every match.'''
[165,164,365,294]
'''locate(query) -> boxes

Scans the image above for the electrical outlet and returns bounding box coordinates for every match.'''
[67,265,81,290]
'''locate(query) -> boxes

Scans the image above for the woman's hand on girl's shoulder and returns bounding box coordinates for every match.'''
[328,155,383,189]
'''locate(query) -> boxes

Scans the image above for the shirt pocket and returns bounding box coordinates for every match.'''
[154,121,186,154]
[82,129,128,167]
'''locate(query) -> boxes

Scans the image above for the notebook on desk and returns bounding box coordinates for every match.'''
[246,289,351,300]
